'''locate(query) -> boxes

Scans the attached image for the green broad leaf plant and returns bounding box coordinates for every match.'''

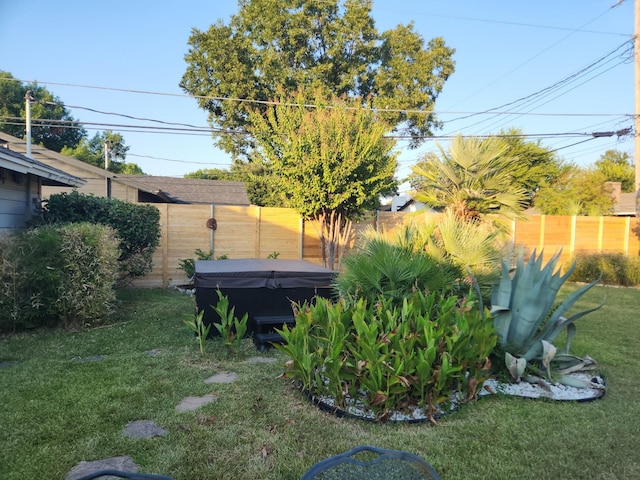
[275,289,496,423]
[490,249,604,386]
[183,309,211,356]
[210,289,248,352]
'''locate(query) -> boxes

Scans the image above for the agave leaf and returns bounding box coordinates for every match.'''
[557,374,605,390]
[541,340,557,380]
[505,352,526,382]
[490,254,515,311]
[538,275,603,342]
[563,322,576,354]
[552,353,597,375]
[492,311,512,344]
[541,295,605,347]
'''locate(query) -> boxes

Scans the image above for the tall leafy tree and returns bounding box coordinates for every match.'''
[0,71,86,152]
[186,161,274,205]
[499,128,566,207]
[410,135,528,223]
[594,149,634,193]
[61,131,143,174]
[180,0,455,159]
[534,167,615,216]
[249,90,398,269]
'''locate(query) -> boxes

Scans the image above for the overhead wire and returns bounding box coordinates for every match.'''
[440,2,629,111]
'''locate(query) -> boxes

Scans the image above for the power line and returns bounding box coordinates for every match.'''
[443,40,633,127]
[442,5,628,111]
[3,116,630,142]
[2,76,632,119]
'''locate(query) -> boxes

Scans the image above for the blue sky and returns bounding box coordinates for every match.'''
[0,1,634,192]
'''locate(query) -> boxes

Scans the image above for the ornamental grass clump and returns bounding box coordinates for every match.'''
[490,249,604,386]
[275,289,496,422]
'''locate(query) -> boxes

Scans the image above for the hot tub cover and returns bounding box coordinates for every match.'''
[194,259,336,289]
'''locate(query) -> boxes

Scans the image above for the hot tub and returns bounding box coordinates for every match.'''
[194,259,337,341]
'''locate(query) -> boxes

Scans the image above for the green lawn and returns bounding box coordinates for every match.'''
[0,285,638,480]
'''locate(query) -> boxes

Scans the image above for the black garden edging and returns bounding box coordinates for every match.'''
[303,389,460,424]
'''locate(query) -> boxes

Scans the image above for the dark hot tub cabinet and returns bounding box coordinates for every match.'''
[194,259,336,349]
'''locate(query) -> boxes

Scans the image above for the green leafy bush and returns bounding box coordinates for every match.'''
[209,289,248,352]
[178,248,215,280]
[276,289,496,422]
[0,223,119,331]
[334,231,461,307]
[35,191,160,280]
[569,252,640,286]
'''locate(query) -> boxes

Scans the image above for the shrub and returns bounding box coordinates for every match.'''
[178,248,215,281]
[0,223,119,331]
[35,191,161,281]
[569,252,640,287]
[334,231,461,307]
[276,289,496,422]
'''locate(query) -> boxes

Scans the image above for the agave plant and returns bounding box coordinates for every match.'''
[490,249,604,385]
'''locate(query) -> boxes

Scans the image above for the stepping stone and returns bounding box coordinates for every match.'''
[66,456,138,480]
[72,355,104,362]
[176,394,218,412]
[0,361,19,369]
[123,420,168,439]
[204,371,238,384]
[244,356,277,364]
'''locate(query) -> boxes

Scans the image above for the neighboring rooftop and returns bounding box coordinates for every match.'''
[0,132,249,205]
[0,144,85,187]
[117,175,250,205]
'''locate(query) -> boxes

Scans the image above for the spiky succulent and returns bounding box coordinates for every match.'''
[490,249,603,382]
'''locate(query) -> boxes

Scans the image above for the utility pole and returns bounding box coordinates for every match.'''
[24,91,34,158]
[635,0,640,217]
[104,140,111,198]
[635,0,640,192]
[104,140,110,170]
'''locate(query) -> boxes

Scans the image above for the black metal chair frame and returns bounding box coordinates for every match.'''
[300,445,442,479]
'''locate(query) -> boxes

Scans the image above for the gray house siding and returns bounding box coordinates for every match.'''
[0,146,84,233]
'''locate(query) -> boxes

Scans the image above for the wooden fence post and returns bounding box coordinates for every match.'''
[569,215,576,258]
[161,203,169,287]
[625,216,631,255]
[598,217,604,253]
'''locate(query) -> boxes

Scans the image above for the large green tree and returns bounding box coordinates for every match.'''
[594,149,634,193]
[180,0,455,159]
[249,91,398,269]
[535,165,614,216]
[61,131,143,174]
[499,128,566,207]
[0,71,86,152]
[186,161,274,205]
[410,135,528,223]
[533,167,615,216]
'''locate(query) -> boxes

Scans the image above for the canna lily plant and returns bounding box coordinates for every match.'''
[490,248,604,388]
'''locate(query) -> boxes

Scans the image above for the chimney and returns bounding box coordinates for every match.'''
[605,181,622,205]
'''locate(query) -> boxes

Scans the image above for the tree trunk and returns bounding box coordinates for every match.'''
[314,211,353,271]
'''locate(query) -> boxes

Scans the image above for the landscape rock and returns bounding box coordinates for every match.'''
[66,456,138,480]
[176,394,218,412]
[123,420,168,439]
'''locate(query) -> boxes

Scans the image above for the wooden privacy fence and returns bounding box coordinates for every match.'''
[132,204,640,288]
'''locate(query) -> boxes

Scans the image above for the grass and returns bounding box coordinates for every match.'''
[1,285,639,479]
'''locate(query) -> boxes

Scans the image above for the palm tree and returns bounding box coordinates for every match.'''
[410,135,528,223]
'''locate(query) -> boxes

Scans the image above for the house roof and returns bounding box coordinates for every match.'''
[116,175,250,205]
[0,144,85,187]
[0,131,250,205]
[613,191,637,216]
